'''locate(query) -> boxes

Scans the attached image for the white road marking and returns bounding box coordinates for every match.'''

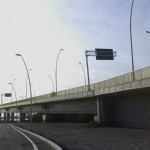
[10,124,63,150]
[10,125,38,150]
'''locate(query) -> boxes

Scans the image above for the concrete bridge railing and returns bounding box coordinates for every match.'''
[0,66,150,108]
[56,66,150,96]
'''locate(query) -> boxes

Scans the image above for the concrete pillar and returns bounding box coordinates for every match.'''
[4,113,6,122]
[26,113,31,122]
[0,113,1,122]
[94,96,103,125]
[11,113,14,122]
[7,113,10,123]
[42,114,46,123]
[20,113,26,122]
[42,108,48,123]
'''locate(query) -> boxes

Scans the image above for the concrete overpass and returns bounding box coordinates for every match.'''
[0,66,150,128]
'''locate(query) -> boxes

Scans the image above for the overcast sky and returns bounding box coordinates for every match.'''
[0,0,150,103]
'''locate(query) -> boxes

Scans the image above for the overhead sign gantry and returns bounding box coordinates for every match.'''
[85,48,117,91]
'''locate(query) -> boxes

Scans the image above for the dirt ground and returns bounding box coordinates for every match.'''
[14,122,150,150]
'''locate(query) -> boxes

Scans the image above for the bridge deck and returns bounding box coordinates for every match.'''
[1,66,150,108]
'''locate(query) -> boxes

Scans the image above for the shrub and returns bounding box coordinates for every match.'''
[32,113,42,122]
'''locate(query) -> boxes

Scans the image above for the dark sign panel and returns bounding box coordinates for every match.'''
[95,48,114,60]
[5,93,12,97]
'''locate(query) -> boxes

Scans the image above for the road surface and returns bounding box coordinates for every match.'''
[15,122,150,150]
[0,123,56,150]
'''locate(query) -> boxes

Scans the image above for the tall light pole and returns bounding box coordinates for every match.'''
[79,62,86,91]
[130,0,135,80]
[9,83,17,121]
[49,75,54,92]
[11,79,16,102]
[55,49,64,94]
[85,51,91,91]
[9,83,17,102]
[26,69,32,99]
[16,54,33,131]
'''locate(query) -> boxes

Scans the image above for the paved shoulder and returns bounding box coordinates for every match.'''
[0,124,33,150]
[11,124,62,150]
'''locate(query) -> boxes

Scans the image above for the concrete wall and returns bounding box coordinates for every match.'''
[20,104,45,113]
[101,92,150,128]
[46,98,97,114]
[7,98,97,114]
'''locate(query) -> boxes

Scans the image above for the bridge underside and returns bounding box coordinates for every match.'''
[5,97,97,114]
[98,87,150,128]
[1,87,150,128]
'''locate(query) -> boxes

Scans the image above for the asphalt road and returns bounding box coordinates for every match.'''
[15,122,150,150]
[0,123,55,150]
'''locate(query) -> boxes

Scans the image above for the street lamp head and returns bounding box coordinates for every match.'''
[146,31,150,34]
[9,83,12,85]
[16,54,21,56]
[60,49,64,51]
[79,62,81,64]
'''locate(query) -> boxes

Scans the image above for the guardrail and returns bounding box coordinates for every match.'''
[55,66,150,96]
[1,66,150,107]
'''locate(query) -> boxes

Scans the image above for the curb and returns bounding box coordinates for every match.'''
[11,124,63,150]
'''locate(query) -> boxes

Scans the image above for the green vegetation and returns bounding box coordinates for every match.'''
[32,113,43,122]
[51,92,57,96]
[24,113,94,123]
[45,114,94,123]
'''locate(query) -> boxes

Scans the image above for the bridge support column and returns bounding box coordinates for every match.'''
[42,108,48,123]
[11,113,14,122]
[4,113,6,122]
[20,113,26,122]
[42,114,47,123]
[7,113,10,123]
[94,96,103,125]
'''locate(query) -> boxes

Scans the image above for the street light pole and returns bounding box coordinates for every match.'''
[8,83,17,101]
[26,69,32,99]
[9,83,17,102]
[49,75,54,92]
[55,49,64,94]
[9,83,17,122]
[85,51,90,91]
[130,0,135,80]
[11,79,16,102]
[79,62,86,91]
[16,54,33,131]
